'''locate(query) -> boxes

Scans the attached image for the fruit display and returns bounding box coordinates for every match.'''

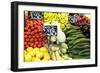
[24,47,51,62]
[24,10,90,62]
[24,11,48,49]
[44,12,69,30]
[69,13,90,25]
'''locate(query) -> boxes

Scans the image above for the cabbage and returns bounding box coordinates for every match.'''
[57,31,66,42]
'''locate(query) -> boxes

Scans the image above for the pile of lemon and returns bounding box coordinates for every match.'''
[24,47,51,62]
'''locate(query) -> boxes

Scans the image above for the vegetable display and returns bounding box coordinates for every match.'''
[64,25,90,59]
[24,11,90,62]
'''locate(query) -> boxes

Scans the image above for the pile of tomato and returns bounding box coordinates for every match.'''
[24,15,48,49]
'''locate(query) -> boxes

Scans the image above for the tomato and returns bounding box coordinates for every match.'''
[30,38,33,42]
[24,42,27,45]
[34,39,37,42]
[26,45,29,48]
[31,26,34,30]
[24,35,27,39]
[30,31,34,35]
[33,20,37,25]
[32,36,35,39]
[28,29,31,32]
[25,27,29,31]
[30,21,33,25]
[26,31,30,35]
[28,42,31,46]
[30,43,33,47]
[26,38,29,42]
[34,29,38,34]
[37,44,41,48]
[38,38,42,42]
[33,44,36,48]
[28,35,31,39]
[35,42,38,45]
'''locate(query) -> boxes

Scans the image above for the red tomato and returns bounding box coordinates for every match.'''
[26,31,30,35]
[24,32,27,35]
[31,26,34,30]
[30,38,33,42]
[33,44,36,48]
[28,35,31,39]
[30,43,33,47]
[26,38,29,42]
[28,29,31,32]
[25,27,28,31]
[32,36,35,39]
[26,45,29,48]
[30,31,34,35]
[37,44,41,48]
[35,41,38,45]
[24,35,27,39]
[24,42,27,45]
[28,42,31,46]
[34,39,37,42]
[33,20,37,25]
[38,38,42,42]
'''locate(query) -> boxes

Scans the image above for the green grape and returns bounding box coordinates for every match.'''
[44,12,69,30]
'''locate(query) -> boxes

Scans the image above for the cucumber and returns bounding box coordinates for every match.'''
[64,25,90,59]
[71,25,80,30]
[72,55,90,59]
[68,38,90,47]
[71,45,90,50]
[70,43,90,49]
[66,33,84,42]
[66,29,79,35]
[79,52,90,56]
[67,35,85,44]
[79,49,90,54]
[68,48,90,59]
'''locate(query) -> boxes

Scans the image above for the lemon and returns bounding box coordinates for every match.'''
[32,57,36,61]
[28,50,35,57]
[42,56,50,61]
[34,58,41,62]
[27,47,33,52]
[44,53,50,60]
[24,54,32,62]
[34,48,40,53]
[36,52,43,59]
[24,50,27,55]
[42,58,48,61]
[40,47,48,52]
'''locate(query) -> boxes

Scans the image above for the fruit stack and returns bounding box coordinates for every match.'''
[24,11,49,62]
[24,47,50,62]
[24,11,48,49]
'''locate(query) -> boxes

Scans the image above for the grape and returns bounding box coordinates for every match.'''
[44,12,69,30]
